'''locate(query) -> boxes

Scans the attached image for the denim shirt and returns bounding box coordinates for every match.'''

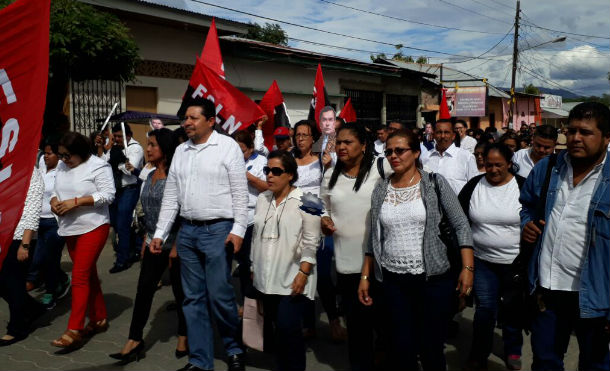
[520,150,610,319]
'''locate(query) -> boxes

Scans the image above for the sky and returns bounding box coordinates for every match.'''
[148,0,610,97]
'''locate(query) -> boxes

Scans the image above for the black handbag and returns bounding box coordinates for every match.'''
[430,173,462,276]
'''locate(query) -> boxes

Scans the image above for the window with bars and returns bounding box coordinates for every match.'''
[71,79,122,136]
[343,88,382,124]
[386,94,418,125]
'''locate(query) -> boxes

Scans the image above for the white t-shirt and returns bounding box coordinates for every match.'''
[469,177,521,264]
[513,148,535,178]
[245,153,267,226]
[460,135,477,154]
[321,163,382,274]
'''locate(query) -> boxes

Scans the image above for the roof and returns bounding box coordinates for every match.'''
[220,37,436,78]
[561,101,583,112]
[376,59,510,99]
[541,107,569,118]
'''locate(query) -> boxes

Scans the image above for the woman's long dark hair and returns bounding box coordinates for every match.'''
[328,123,374,192]
[148,128,177,172]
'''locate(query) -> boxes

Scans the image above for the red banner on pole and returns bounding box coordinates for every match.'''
[0,0,50,269]
[338,97,357,123]
[308,64,330,129]
[178,57,264,134]
[200,18,225,79]
[259,80,290,151]
[439,88,451,120]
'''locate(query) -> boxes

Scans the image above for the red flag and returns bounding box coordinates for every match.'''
[200,18,225,78]
[439,88,451,120]
[338,97,357,123]
[259,81,290,151]
[178,57,264,134]
[308,64,331,129]
[0,0,50,269]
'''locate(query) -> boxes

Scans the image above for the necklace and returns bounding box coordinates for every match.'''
[342,171,357,179]
[261,189,291,239]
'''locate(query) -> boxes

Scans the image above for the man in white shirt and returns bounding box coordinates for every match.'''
[151,99,247,371]
[375,125,388,156]
[513,125,557,178]
[520,102,610,371]
[454,119,477,153]
[107,123,144,273]
[421,119,479,194]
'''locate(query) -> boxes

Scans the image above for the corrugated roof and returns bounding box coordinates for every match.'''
[136,0,249,26]
[378,59,510,99]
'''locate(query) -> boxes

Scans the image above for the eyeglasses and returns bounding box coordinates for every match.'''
[263,166,287,176]
[57,152,72,160]
[295,133,311,139]
[384,147,412,157]
[474,152,484,157]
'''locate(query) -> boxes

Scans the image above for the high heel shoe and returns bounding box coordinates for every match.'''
[175,348,188,359]
[109,341,145,364]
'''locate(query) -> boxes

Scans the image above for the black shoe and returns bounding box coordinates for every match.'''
[0,334,27,347]
[227,353,245,371]
[175,348,188,359]
[176,363,211,371]
[109,341,145,364]
[109,263,130,274]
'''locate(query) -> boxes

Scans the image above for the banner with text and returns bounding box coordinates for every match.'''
[445,86,487,117]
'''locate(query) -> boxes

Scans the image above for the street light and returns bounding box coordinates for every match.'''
[520,36,566,52]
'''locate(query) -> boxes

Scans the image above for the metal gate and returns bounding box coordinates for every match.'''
[343,88,382,125]
[386,94,418,126]
[71,79,122,136]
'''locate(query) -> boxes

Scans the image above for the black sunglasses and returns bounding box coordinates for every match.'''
[57,152,72,160]
[384,147,412,157]
[263,166,287,176]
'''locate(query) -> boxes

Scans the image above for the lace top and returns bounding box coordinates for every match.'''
[379,182,426,274]
[294,160,322,196]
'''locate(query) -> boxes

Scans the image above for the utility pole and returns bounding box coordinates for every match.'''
[509,0,520,129]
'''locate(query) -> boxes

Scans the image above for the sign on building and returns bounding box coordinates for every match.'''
[445,86,487,117]
[541,94,562,109]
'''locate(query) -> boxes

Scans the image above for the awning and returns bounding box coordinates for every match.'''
[541,107,569,119]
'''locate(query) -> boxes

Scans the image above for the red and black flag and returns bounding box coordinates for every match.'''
[177,57,264,134]
[259,80,290,151]
[338,97,357,123]
[308,64,330,130]
[200,18,225,79]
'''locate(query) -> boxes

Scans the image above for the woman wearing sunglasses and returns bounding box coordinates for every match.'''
[358,129,473,371]
[250,151,321,371]
[49,132,115,350]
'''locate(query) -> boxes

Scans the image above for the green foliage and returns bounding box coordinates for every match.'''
[565,94,610,106]
[523,83,541,95]
[416,56,428,64]
[392,52,414,62]
[245,22,288,46]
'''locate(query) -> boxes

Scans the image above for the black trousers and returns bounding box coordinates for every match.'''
[128,247,187,341]
[0,240,44,338]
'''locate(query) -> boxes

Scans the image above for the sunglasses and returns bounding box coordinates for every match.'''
[57,152,72,160]
[384,147,412,157]
[263,166,287,176]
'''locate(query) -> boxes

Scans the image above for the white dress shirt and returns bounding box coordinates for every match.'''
[538,155,605,291]
[41,166,58,219]
[154,131,249,240]
[117,138,144,187]
[421,143,479,194]
[13,169,44,240]
[374,139,385,156]
[460,135,477,154]
[53,156,116,236]
[245,152,268,226]
[513,148,536,178]
[250,188,320,300]
[254,129,270,157]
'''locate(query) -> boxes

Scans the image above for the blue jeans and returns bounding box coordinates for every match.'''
[109,186,139,265]
[470,257,524,362]
[177,220,243,370]
[382,269,454,371]
[263,295,307,371]
[531,288,610,371]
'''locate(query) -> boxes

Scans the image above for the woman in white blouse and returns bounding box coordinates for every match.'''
[49,132,115,350]
[250,151,321,371]
[320,123,382,371]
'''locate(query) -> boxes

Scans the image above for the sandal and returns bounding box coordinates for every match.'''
[51,330,83,349]
[82,319,109,338]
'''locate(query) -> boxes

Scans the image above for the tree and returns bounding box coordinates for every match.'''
[1,0,140,134]
[244,22,288,46]
[523,83,541,95]
[416,56,428,64]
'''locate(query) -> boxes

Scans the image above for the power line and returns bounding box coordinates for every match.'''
[466,0,514,17]
[519,64,585,96]
[187,0,507,61]
[318,0,505,35]
[445,25,514,64]
[488,0,515,10]
[520,13,610,40]
[437,0,512,25]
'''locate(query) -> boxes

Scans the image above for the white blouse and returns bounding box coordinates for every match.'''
[250,188,321,300]
[13,169,44,240]
[53,156,115,236]
[294,160,322,196]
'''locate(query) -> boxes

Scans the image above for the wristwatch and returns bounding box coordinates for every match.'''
[21,243,30,250]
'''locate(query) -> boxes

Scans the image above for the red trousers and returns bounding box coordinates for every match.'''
[65,224,109,330]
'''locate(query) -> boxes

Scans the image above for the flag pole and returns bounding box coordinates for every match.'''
[120,121,128,157]
[99,102,119,134]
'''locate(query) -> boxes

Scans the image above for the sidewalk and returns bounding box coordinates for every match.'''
[0,239,579,370]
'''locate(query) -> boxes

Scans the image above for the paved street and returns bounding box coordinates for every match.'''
[1,238,579,371]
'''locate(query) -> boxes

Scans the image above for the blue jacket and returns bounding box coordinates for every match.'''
[520,150,610,319]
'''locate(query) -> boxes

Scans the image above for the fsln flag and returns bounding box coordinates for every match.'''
[307,64,330,129]
[0,0,50,269]
[178,57,264,134]
[338,97,357,123]
[259,80,290,151]
[200,18,225,79]
[439,88,451,120]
